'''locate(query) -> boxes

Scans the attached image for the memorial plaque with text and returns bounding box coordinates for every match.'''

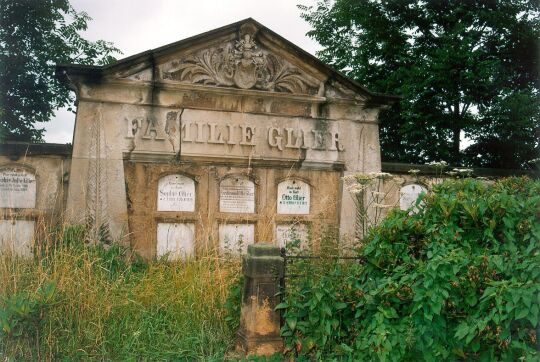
[400,184,427,211]
[0,220,35,257]
[218,223,254,254]
[276,223,308,249]
[157,174,196,212]
[219,177,255,213]
[156,223,195,260]
[277,179,310,214]
[0,168,36,209]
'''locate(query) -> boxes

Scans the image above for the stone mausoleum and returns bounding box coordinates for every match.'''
[2,19,399,258]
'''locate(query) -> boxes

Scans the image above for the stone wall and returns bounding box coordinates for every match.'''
[0,140,536,258]
[0,142,71,256]
[379,162,538,213]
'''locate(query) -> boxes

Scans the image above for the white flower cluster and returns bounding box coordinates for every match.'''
[347,183,369,194]
[453,168,474,176]
[342,172,394,185]
[408,169,421,175]
[427,161,448,168]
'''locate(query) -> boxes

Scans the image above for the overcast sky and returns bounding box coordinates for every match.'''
[39,0,321,143]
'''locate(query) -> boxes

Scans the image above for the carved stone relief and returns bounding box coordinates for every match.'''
[160,25,321,94]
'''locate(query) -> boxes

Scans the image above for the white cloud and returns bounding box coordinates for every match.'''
[43,0,320,143]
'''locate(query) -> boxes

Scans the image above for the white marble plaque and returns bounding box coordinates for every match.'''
[219,177,255,213]
[400,184,428,211]
[157,174,195,212]
[219,224,255,254]
[276,223,309,249]
[0,219,35,257]
[156,223,195,260]
[277,179,310,214]
[0,168,36,209]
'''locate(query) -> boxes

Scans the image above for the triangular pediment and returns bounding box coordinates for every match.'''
[113,21,325,96]
[58,19,398,104]
[159,29,322,95]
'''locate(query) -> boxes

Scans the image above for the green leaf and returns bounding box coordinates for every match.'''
[515,307,529,320]
[465,294,477,306]
[286,317,297,331]
[322,304,332,317]
[455,323,470,340]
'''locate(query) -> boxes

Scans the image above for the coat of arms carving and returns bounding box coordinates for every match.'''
[161,24,320,95]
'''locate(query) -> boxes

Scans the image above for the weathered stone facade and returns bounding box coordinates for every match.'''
[52,19,396,258]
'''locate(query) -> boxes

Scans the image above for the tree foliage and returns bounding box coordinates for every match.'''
[0,0,120,142]
[300,0,540,168]
[280,177,540,360]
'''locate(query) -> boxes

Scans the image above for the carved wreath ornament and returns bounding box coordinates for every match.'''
[161,25,320,94]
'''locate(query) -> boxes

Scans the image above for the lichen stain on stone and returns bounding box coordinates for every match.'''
[254,297,277,335]
[255,342,279,356]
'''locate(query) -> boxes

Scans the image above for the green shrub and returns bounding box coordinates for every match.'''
[281,177,540,360]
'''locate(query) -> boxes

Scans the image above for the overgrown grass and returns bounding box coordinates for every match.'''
[0,230,241,360]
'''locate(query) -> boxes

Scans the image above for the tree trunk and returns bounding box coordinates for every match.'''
[452,127,461,164]
[452,100,461,164]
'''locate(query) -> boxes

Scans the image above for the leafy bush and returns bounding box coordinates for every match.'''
[281,177,540,360]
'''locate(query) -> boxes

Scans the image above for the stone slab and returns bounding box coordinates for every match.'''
[219,223,255,254]
[399,184,427,211]
[0,219,34,257]
[157,174,196,212]
[219,176,255,213]
[156,222,195,260]
[0,168,36,209]
[275,223,308,249]
[277,179,310,214]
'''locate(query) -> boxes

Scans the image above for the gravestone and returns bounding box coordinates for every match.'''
[157,174,195,212]
[277,179,310,214]
[275,223,308,249]
[0,168,36,209]
[219,223,255,254]
[219,176,255,213]
[0,219,35,257]
[156,222,195,260]
[399,184,428,211]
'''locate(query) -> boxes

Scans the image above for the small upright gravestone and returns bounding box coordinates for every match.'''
[237,243,284,356]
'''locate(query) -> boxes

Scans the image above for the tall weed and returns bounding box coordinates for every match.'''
[0,228,241,360]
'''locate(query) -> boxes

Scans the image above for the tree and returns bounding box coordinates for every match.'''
[300,0,540,168]
[0,0,119,142]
